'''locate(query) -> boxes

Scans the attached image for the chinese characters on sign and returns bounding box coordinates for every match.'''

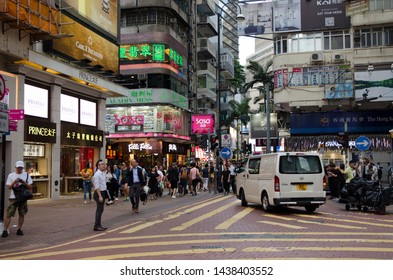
[120,43,184,67]
[61,122,103,147]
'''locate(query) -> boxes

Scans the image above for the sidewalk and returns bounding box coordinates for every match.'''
[0,190,213,255]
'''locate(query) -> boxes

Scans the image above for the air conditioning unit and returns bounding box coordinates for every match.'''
[170,18,177,23]
[311,53,323,62]
[333,53,345,61]
[138,74,146,80]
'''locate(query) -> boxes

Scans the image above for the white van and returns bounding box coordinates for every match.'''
[236,152,326,213]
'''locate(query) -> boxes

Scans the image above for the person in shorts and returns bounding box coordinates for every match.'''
[2,161,33,238]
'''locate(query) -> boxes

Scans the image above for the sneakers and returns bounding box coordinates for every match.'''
[106,200,114,205]
[172,195,176,199]
[16,229,24,236]
[84,200,87,204]
[1,230,8,238]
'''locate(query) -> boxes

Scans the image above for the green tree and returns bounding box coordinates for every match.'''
[244,59,274,108]
[227,59,246,93]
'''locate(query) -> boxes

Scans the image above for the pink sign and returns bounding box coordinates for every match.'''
[9,120,18,131]
[191,114,215,134]
[9,109,25,121]
[114,114,144,125]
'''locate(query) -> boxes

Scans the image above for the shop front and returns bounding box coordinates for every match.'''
[23,117,57,198]
[61,122,104,194]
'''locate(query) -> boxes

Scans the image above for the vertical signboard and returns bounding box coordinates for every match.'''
[191,114,215,134]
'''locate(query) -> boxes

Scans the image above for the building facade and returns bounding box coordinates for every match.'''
[0,0,126,199]
[244,0,393,169]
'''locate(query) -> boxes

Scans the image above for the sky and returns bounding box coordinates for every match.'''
[239,36,255,66]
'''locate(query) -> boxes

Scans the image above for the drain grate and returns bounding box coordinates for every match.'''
[191,245,224,249]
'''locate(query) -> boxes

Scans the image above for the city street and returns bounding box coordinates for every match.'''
[1,190,393,260]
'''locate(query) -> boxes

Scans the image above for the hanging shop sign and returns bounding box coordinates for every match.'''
[61,122,103,147]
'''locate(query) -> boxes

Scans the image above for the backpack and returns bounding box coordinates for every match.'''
[180,168,188,180]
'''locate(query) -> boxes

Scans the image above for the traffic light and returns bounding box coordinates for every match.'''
[337,132,349,148]
[241,141,247,154]
[247,143,252,154]
[210,135,218,150]
[201,134,208,149]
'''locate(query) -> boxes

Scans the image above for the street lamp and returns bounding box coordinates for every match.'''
[216,2,245,153]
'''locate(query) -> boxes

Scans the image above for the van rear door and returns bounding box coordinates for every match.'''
[278,154,325,199]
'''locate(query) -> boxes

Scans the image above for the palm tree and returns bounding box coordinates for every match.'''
[223,97,251,160]
[244,59,274,153]
[244,59,274,109]
[227,59,246,94]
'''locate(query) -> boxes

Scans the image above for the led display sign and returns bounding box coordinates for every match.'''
[120,44,184,67]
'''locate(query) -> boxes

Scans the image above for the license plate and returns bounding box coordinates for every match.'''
[296,184,307,191]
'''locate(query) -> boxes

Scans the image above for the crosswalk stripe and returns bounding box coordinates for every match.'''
[293,213,393,228]
[257,221,307,229]
[121,195,231,234]
[264,213,365,229]
[170,200,238,231]
[215,207,255,230]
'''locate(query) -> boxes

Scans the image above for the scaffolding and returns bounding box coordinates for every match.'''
[0,0,71,41]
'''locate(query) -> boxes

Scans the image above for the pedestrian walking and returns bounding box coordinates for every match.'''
[92,159,108,231]
[221,164,231,195]
[189,162,200,196]
[2,161,33,238]
[147,167,159,200]
[128,159,146,213]
[105,165,117,205]
[80,162,93,204]
[228,161,237,194]
[202,163,209,192]
[120,162,130,201]
[179,164,189,196]
[327,162,340,200]
[167,162,180,198]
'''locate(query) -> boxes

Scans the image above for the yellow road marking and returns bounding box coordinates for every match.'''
[215,207,255,230]
[80,248,237,260]
[244,246,393,253]
[121,195,232,234]
[92,231,393,243]
[5,237,393,260]
[294,213,393,228]
[296,219,366,229]
[264,213,366,229]
[257,221,307,229]
[170,200,238,231]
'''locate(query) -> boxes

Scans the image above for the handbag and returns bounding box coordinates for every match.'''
[13,174,33,203]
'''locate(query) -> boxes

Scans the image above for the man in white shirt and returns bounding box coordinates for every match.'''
[2,161,33,238]
[227,161,237,194]
[92,159,108,231]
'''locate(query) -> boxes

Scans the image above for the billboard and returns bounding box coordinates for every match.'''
[238,0,350,36]
[250,113,277,139]
[354,70,393,102]
[191,114,215,134]
[290,111,393,135]
[63,0,118,37]
[51,14,119,74]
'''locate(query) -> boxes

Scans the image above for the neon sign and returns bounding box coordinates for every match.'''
[120,43,183,67]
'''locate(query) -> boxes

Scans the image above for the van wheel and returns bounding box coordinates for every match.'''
[305,205,317,213]
[261,192,271,212]
[240,189,248,207]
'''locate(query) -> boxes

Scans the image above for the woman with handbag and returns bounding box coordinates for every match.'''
[189,162,200,196]
[2,161,33,238]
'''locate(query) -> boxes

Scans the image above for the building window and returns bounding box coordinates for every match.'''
[369,0,393,10]
[323,30,351,50]
[356,26,393,47]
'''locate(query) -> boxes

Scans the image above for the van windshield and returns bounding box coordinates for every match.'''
[279,155,322,174]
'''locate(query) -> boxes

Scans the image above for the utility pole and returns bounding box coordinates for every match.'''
[266,82,271,154]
